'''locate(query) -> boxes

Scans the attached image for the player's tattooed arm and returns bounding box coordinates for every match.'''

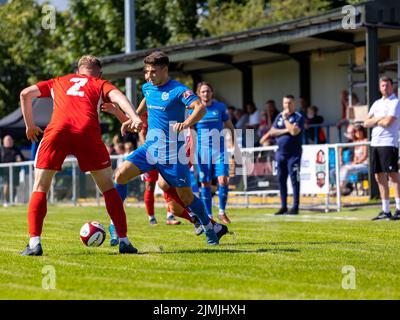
[174,99,206,132]
[20,85,44,142]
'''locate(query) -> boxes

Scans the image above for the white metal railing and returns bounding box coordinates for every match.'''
[0,143,384,211]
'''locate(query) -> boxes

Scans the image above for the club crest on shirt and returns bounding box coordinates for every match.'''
[183,90,193,99]
[161,92,169,101]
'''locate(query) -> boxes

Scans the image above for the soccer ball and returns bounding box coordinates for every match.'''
[80,221,106,247]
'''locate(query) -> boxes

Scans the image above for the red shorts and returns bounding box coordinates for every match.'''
[35,129,111,172]
[142,169,159,182]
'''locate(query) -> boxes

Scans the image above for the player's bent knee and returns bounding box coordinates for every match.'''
[176,189,194,206]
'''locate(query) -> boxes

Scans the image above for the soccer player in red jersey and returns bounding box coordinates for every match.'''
[19,55,142,255]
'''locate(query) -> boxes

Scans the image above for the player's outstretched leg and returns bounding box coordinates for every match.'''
[177,187,219,245]
[164,186,228,238]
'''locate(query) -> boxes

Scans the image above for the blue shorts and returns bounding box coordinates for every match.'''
[196,152,229,183]
[124,145,191,188]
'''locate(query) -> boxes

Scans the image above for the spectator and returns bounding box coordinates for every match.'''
[364,76,400,221]
[124,141,134,154]
[269,94,305,215]
[339,125,368,194]
[245,101,261,130]
[329,124,356,189]
[106,143,116,155]
[227,106,237,126]
[298,96,309,118]
[0,135,25,206]
[337,91,360,129]
[305,106,326,144]
[234,108,249,130]
[258,100,279,138]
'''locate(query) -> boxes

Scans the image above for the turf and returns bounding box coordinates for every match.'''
[0,205,399,300]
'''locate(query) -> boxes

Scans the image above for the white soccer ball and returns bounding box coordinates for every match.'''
[80,221,106,247]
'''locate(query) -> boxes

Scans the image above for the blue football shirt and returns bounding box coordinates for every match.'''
[142,79,199,163]
[190,100,229,155]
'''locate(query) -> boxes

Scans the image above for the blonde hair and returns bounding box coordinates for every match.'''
[78,55,102,69]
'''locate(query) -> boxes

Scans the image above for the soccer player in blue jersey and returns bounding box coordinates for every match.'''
[191,82,237,224]
[114,51,220,245]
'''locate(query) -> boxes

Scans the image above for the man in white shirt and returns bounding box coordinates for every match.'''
[364,76,400,220]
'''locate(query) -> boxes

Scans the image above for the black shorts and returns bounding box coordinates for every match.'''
[371,146,399,174]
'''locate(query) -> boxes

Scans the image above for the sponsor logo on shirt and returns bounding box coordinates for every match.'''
[183,90,193,99]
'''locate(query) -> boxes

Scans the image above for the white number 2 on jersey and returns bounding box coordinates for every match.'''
[66,78,88,97]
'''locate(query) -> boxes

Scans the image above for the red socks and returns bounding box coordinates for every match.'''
[163,187,217,225]
[103,188,127,238]
[28,191,47,237]
[144,189,155,217]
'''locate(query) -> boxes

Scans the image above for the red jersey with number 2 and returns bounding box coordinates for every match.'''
[34,74,116,172]
[36,74,116,134]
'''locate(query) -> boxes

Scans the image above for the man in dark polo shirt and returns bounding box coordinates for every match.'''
[269,95,304,215]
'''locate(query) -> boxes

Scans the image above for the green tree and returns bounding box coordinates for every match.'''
[199,0,268,36]
[0,0,56,118]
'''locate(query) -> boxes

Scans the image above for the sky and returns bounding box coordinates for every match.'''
[37,0,69,11]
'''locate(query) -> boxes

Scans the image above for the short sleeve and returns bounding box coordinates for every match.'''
[388,100,400,118]
[101,81,117,102]
[221,103,229,122]
[36,80,53,98]
[368,103,376,117]
[295,114,305,130]
[272,113,281,128]
[178,87,199,107]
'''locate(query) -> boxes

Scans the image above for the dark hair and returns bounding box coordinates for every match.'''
[196,81,214,96]
[380,76,393,85]
[228,106,236,111]
[284,94,295,100]
[354,124,366,137]
[144,51,169,67]
[266,99,276,105]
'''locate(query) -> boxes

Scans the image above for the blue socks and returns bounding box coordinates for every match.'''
[218,185,228,211]
[187,195,211,227]
[115,183,128,202]
[200,186,213,217]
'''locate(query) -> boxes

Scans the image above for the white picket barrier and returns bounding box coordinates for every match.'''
[0,143,379,211]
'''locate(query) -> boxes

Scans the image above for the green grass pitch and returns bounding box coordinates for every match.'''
[0,205,399,299]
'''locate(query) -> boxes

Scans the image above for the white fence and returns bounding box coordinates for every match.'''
[0,143,377,211]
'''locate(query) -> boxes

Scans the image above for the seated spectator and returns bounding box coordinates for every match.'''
[0,135,25,207]
[258,100,279,138]
[245,101,261,130]
[329,124,356,187]
[298,96,309,118]
[227,106,237,126]
[305,106,326,144]
[234,108,249,130]
[339,125,368,195]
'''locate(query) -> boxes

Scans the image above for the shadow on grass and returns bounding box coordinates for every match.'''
[148,247,301,254]
[225,240,363,246]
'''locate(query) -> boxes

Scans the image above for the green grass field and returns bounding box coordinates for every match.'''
[0,205,399,300]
